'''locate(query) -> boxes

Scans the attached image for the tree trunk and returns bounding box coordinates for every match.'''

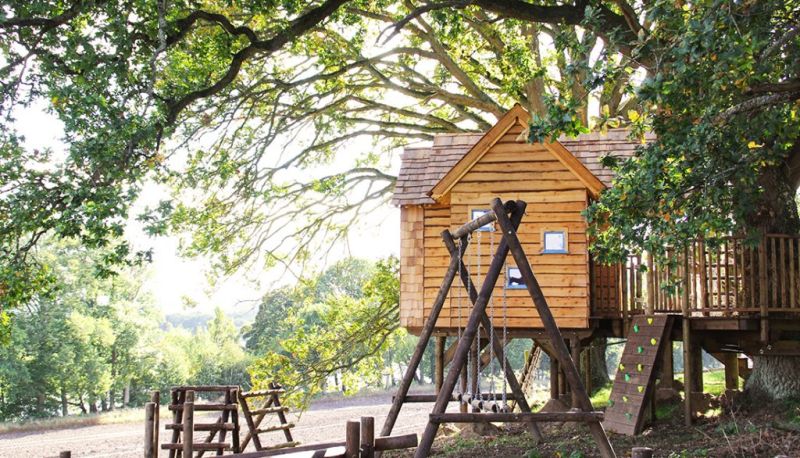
[588,338,610,392]
[123,384,130,407]
[60,385,68,417]
[744,160,800,400]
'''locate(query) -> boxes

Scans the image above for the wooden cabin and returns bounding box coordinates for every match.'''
[394,104,645,334]
[393,104,800,435]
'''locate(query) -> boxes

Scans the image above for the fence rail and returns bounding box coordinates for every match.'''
[590,234,800,318]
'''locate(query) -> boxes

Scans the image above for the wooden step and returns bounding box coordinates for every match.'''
[241,389,285,398]
[168,403,237,411]
[161,443,231,451]
[256,423,295,433]
[164,423,236,431]
[260,441,300,451]
[250,406,289,415]
[172,385,239,392]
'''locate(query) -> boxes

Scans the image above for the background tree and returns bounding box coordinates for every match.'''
[3,0,799,401]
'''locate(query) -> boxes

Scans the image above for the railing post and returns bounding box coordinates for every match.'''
[698,240,708,316]
[759,234,769,342]
[645,252,655,315]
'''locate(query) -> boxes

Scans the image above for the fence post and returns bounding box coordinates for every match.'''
[144,402,156,458]
[345,420,360,458]
[151,391,160,456]
[360,416,375,458]
[183,390,194,457]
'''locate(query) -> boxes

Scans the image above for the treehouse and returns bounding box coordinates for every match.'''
[390,104,800,436]
[394,104,642,333]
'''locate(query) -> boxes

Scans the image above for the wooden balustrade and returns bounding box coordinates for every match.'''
[590,234,800,318]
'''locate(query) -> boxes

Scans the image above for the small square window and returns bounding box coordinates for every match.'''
[506,267,525,289]
[542,230,568,253]
[470,209,494,232]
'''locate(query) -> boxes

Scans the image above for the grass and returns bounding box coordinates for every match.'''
[0,406,169,434]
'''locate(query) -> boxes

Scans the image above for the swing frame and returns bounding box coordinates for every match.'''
[381,198,616,458]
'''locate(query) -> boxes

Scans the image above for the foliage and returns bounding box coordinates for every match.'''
[0,0,637,313]
[249,256,404,407]
[578,0,800,262]
[0,238,250,420]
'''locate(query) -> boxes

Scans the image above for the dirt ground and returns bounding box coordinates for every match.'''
[0,391,460,458]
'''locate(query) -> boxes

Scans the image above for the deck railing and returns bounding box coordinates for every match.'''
[590,234,800,319]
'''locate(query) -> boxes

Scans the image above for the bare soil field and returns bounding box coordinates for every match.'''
[0,391,459,458]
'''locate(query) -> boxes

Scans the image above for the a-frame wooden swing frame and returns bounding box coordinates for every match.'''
[381,198,616,458]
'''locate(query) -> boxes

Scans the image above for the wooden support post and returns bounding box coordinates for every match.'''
[558,365,567,399]
[491,198,615,458]
[145,402,156,458]
[345,420,360,458]
[59,452,71,458]
[723,353,739,391]
[682,250,694,426]
[459,359,468,414]
[151,391,160,457]
[183,391,195,458]
[550,353,559,401]
[434,336,445,395]
[361,417,375,458]
[570,336,582,407]
[631,447,654,458]
[379,229,463,438]
[169,390,181,458]
[582,347,592,396]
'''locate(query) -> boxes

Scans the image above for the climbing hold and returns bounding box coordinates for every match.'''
[647,317,654,325]
[637,386,644,393]
[637,363,644,372]
[625,412,633,420]
[637,346,644,354]
[608,399,615,407]
[633,324,640,333]
[619,363,625,370]
[622,395,629,403]
[624,373,631,382]
[650,338,658,345]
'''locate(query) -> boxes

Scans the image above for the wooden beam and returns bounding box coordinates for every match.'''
[491,198,615,458]
[379,230,463,438]
[429,411,604,423]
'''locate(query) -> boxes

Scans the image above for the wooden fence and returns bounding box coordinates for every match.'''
[591,234,800,319]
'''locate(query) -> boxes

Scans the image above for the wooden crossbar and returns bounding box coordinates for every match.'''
[430,411,605,423]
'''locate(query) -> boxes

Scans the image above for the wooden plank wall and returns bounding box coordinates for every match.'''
[423,121,591,330]
[399,206,424,329]
[423,203,452,329]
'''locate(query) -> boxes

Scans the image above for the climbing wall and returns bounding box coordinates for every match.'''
[603,315,673,435]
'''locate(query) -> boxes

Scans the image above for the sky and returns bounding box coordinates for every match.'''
[14,102,401,317]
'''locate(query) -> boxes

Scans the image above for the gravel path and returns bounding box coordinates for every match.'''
[0,392,459,458]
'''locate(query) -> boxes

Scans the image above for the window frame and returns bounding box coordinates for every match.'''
[541,228,569,254]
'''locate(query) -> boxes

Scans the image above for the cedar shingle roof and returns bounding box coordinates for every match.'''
[392,128,653,206]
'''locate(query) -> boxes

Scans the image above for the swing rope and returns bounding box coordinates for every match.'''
[501,253,509,408]
[488,229,497,404]
[475,230,482,396]
[457,237,464,396]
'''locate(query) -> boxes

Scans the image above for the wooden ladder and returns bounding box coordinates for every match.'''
[603,315,674,435]
[238,382,298,453]
[162,386,241,457]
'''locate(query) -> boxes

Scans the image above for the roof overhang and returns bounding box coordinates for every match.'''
[428,104,606,201]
